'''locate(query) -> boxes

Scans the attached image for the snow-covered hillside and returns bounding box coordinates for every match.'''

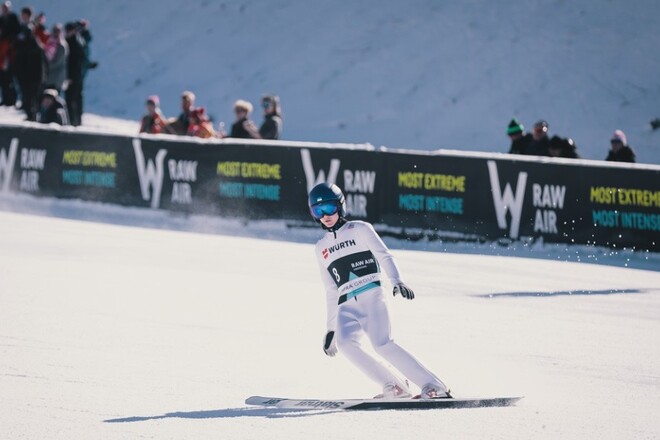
[16,0,660,163]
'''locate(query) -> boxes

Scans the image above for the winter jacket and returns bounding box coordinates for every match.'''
[0,12,20,41]
[259,114,282,140]
[525,136,551,157]
[140,110,168,134]
[230,116,260,139]
[66,34,85,83]
[14,34,46,84]
[508,133,533,155]
[549,136,580,159]
[45,38,68,90]
[171,110,191,135]
[37,95,69,125]
[606,146,636,163]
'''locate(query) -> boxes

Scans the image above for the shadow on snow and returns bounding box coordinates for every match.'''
[104,407,338,422]
[476,287,653,298]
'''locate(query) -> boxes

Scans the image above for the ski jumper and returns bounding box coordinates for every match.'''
[315,220,447,392]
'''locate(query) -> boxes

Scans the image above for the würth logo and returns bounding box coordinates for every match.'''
[327,240,356,255]
[322,248,329,259]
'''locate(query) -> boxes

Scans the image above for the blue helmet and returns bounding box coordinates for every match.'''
[308,183,346,221]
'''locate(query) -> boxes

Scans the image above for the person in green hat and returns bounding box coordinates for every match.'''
[506,118,532,155]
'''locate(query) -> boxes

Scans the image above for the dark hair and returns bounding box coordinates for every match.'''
[20,6,32,16]
[262,94,281,115]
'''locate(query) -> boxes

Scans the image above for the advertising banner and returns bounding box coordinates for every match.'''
[1,124,658,251]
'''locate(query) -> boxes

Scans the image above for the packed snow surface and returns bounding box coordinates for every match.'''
[1,200,659,439]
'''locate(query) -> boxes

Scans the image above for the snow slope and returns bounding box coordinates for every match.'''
[17,0,660,163]
[1,207,659,440]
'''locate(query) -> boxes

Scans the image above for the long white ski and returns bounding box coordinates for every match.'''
[245,395,523,411]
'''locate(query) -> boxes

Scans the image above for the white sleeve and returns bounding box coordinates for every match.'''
[316,245,339,332]
[360,222,404,286]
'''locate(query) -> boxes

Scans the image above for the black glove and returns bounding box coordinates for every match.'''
[323,331,337,356]
[393,283,415,300]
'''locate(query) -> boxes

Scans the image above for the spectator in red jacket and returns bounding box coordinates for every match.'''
[139,95,169,134]
[187,106,216,138]
[33,12,48,46]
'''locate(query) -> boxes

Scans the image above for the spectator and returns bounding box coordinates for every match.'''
[139,95,169,134]
[605,130,636,163]
[0,1,19,105]
[187,107,216,138]
[548,135,579,159]
[33,11,48,46]
[171,90,195,135]
[229,99,260,139]
[259,94,282,140]
[36,88,68,125]
[44,24,67,92]
[506,118,532,155]
[64,21,85,126]
[0,1,19,38]
[526,120,551,156]
[76,19,97,79]
[14,26,46,121]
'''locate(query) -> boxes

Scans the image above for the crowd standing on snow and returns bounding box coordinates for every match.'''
[0,3,640,163]
[0,2,97,126]
[506,118,636,163]
[139,91,283,141]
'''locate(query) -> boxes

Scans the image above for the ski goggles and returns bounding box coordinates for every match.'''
[310,202,339,219]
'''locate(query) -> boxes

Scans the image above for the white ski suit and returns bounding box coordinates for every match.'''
[315,220,447,393]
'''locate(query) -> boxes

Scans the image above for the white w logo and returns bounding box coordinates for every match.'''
[133,139,167,209]
[300,149,340,192]
[0,138,19,193]
[487,160,527,239]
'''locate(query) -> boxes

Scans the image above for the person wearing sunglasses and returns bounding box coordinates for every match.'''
[309,182,451,399]
[258,94,282,140]
[605,130,636,163]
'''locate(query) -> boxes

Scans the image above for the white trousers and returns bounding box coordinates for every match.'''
[336,288,448,392]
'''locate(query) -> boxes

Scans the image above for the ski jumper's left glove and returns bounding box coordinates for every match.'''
[393,283,415,300]
[323,331,338,356]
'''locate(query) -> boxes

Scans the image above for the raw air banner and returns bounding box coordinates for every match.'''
[0,124,658,250]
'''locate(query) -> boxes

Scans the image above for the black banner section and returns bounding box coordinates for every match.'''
[1,124,658,251]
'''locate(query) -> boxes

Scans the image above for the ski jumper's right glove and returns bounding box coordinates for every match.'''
[393,283,415,300]
[323,331,338,356]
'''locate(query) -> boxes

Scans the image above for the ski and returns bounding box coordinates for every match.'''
[245,395,523,411]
